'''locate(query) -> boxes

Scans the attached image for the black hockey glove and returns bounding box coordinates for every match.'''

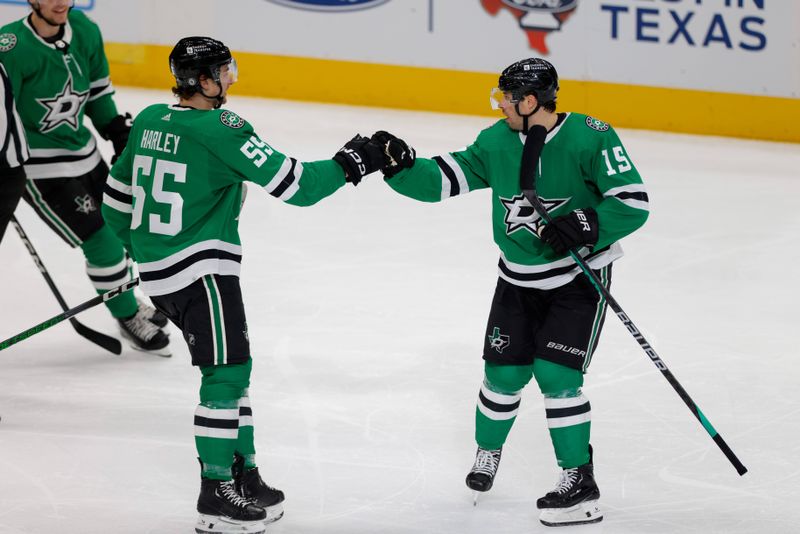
[371,131,416,178]
[332,134,385,185]
[539,207,599,255]
[102,113,132,164]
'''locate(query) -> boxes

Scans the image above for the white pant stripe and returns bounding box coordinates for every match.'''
[547,411,591,429]
[195,406,239,419]
[194,426,238,439]
[544,394,588,409]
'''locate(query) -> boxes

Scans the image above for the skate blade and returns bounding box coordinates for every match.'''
[265,502,284,524]
[129,343,172,357]
[472,490,479,507]
[196,513,265,534]
[539,499,603,527]
[122,336,172,357]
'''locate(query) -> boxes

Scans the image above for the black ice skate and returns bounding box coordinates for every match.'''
[232,453,285,524]
[466,447,502,504]
[536,451,602,527]
[137,299,168,328]
[196,478,266,534]
[117,310,171,357]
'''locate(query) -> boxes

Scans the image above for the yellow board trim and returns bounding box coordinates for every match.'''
[106,42,800,143]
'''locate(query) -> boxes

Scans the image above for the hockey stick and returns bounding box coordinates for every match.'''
[519,129,747,476]
[10,217,122,355]
[0,278,138,352]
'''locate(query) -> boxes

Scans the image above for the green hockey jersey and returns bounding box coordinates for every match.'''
[387,113,649,289]
[0,10,118,179]
[102,104,346,296]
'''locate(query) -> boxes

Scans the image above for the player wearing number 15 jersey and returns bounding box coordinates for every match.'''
[101,36,384,533]
[369,58,649,527]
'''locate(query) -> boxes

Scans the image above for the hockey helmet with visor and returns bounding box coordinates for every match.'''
[490,58,559,111]
[169,36,238,89]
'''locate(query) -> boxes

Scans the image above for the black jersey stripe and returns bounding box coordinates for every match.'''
[26,151,98,165]
[103,183,133,205]
[270,157,298,198]
[0,65,27,168]
[433,156,460,197]
[89,84,111,98]
[239,406,253,417]
[194,416,239,429]
[614,191,649,202]
[140,249,243,282]
[479,391,521,413]
[545,402,591,420]
[498,247,609,282]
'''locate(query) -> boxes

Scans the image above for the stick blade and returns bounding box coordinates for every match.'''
[69,318,122,355]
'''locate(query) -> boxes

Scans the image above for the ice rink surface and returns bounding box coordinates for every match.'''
[1,88,798,534]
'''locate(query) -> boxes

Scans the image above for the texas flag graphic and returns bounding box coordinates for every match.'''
[481,0,579,55]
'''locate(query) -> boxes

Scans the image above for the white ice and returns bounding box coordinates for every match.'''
[0,88,798,534]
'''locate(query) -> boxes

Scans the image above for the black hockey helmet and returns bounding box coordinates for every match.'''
[498,58,559,105]
[169,36,233,89]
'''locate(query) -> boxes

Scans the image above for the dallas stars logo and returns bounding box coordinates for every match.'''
[220,110,245,129]
[488,327,510,353]
[500,194,570,236]
[0,33,17,52]
[74,194,96,214]
[36,77,89,134]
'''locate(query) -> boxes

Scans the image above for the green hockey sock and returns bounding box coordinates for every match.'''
[236,390,257,470]
[196,360,252,480]
[80,226,136,318]
[533,358,591,468]
[474,361,534,450]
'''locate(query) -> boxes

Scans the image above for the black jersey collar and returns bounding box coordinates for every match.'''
[23,14,73,51]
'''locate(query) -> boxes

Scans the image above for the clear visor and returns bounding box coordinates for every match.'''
[489,87,515,110]
[222,57,238,84]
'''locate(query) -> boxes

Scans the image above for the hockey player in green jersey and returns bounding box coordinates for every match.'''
[102,37,383,533]
[0,0,170,354]
[372,58,649,527]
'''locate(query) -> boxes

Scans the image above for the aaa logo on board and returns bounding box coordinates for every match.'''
[267,0,390,11]
[481,0,579,55]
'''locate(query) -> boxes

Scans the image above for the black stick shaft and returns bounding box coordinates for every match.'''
[0,278,138,352]
[519,129,746,475]
[10,216,122,354]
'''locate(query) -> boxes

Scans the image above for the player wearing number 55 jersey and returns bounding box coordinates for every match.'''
[371,58,648,527]
[102,37,383,534]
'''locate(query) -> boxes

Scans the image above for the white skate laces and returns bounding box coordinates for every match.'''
[472,448,501,476]
[553,468,579,494]
[136,300,159,322]
[122,312,162,342]
[219,480,253,508]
